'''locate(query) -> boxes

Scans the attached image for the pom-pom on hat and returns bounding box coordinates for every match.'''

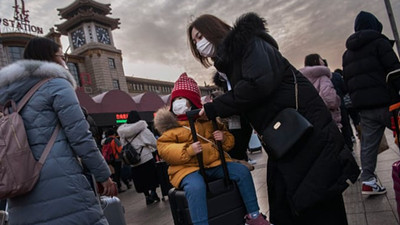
[170,73,202,109]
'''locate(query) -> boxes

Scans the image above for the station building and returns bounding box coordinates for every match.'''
[0,0,217,127]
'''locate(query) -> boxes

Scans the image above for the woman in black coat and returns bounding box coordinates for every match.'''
[188,12,360,225]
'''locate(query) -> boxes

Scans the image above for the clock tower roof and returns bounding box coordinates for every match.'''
[56,0,120,35]
[57,0,111,18]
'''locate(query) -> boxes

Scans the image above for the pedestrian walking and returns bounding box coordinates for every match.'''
[342,11,400,195]
[0,37,116,225]
[299,54,342,128]
[188,12,360,225]
[117,111,161,205]
[102,129,126,193]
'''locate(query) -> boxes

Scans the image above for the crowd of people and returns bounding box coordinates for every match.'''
[0,8,399,225]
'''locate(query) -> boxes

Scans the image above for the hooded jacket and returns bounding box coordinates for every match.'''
[117,120,157,166]
[299,66,342,127]
[203,12,360,224]
[0,60,110,225]
[343,11,400,109]
[154,107,234,188]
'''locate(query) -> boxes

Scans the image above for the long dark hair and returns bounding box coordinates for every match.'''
[304,53,322,67]
[23,37,60,62]
[187,14,231,68]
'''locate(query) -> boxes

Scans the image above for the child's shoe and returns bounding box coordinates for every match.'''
[245,214,271,225]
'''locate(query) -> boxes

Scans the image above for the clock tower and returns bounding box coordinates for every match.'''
[56,0,128,95]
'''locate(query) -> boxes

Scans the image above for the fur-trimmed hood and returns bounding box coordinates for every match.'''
[154,106,180,134]
[0,60,76,89]
[117,120,148,139]
[214,12,279,73]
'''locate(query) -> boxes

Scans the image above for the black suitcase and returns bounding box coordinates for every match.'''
[168,109,247,225]
[155,161,173,200]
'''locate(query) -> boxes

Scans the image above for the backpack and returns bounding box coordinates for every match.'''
[102,137,122,163]
[121,131,143,165]
[0,79,60,199]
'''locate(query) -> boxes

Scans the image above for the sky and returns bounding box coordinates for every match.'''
[1,0,400,86]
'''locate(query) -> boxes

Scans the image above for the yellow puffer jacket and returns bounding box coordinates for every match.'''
[154,107,234,188]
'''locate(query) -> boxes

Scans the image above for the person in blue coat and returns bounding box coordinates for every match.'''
[0,37,117,225]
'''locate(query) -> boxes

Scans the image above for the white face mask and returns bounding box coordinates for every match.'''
[196,37,215,57]
[172,99,191,115]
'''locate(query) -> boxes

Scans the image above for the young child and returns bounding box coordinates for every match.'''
[154,73,270,225]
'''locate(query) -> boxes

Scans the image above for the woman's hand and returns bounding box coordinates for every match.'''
[199,108,208,120]
[213,130,224,141]
[101,177,118,196]
[191,141,203,154]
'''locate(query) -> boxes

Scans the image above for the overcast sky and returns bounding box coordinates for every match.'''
[1,0,400,85]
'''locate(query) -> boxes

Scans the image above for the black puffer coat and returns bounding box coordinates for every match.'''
[203,13,359,225]
[342,12,400,109]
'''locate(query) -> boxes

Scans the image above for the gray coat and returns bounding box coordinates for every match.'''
[0,60,111,225]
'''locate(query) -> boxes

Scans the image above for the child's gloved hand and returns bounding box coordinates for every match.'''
[191,141,203,154]
[213,130,224,141]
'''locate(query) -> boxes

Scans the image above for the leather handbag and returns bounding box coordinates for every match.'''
[259,71,313,160]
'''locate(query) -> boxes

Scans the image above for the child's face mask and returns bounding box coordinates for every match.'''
[172,98,191,115]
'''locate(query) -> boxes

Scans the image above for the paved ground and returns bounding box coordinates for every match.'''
[117,129,400,225]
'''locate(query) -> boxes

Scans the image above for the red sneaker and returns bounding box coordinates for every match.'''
[362,178,386,195]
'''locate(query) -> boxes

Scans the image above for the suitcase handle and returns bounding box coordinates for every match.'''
[186,109,232,190]
[186,109,209,190]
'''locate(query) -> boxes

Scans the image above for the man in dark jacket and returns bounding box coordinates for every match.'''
[342,11,400,195]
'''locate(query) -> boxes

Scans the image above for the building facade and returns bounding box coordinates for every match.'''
[0,0,218,126]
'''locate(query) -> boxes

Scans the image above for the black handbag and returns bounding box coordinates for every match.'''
[260,71,313,160]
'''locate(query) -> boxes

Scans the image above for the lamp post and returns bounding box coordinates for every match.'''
[384,0,400,55]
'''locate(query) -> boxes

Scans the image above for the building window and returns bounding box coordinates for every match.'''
[67,62,81,86]
[108,58,116,69]
[112,79,120,89]
[8,46,24,62]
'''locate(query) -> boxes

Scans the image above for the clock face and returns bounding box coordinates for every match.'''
[96,26,111,45]
[71,28,86,49]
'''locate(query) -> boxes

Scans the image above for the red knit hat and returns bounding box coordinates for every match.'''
[170,73,202,109]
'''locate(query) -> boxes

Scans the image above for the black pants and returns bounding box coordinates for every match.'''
[111,161,122,189]
[228,118,252,161]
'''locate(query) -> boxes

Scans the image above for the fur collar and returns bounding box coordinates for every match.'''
[154,106,181,134]
[214,12,278,73]
[117,120,148,139]
[0,60,76,89]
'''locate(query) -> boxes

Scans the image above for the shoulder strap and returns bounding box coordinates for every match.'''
[38,124,60,164]
[182,126,216,147]
[291,70,299,111]
[126,130,142,144]
[17,78,52,113]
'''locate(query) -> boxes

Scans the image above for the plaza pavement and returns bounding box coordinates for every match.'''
[117,129,400,225]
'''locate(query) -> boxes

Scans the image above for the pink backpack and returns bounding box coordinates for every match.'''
[0,79,60,199]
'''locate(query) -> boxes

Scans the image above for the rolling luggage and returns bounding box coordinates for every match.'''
[168,109,247,225]
[388,69,400,219]
[100,196,126,225]
[92,175,126,225]
[248,130,262,153]
[155,160,173,200]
